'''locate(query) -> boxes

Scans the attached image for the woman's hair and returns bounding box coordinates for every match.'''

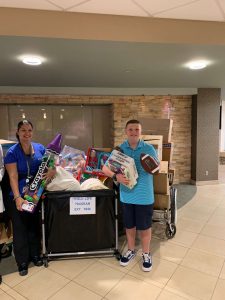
[125,119,141,128]
[16,120,33,141]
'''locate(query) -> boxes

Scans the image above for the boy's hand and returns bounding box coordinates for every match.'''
[116,173,130,185]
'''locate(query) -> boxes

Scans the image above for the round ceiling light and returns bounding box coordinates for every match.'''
[187,60,208,70]
[22,56,42,66]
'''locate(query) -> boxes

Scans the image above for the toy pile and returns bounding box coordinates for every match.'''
[23,138,141,210]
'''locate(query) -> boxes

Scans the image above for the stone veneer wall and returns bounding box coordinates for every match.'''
[0,94,192,183]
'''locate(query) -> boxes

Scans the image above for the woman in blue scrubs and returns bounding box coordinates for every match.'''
[4,120,55,276]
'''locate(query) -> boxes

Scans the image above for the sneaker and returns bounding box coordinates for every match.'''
[31,256,43,267]
[120,249,136,266]
[142,253,152,272]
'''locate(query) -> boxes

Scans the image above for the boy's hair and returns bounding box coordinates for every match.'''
[125,119,141,128]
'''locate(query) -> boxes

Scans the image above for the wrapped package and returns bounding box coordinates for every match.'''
[80,178,108,190]
[58,145,86,179]
[23,134,62,213]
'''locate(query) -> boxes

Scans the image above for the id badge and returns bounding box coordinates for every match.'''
[22,185,28,194]
[22,176,32,194]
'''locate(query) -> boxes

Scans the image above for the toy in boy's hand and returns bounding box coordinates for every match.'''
[22,133,62,213]
[106,149,138,189]
[140,153,160,174]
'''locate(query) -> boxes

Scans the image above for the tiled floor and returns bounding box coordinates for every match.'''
[1,183,225,299]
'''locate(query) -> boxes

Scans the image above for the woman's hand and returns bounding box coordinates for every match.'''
[15,197,28,211]
[42,167,56,181]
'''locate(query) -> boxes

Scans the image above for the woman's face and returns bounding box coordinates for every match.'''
[17,123,33,144]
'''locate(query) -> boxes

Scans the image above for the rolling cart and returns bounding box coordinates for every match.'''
[153,186,177,239]
[41,189,120,267]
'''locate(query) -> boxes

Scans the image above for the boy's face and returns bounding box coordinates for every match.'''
[125,123,142,144]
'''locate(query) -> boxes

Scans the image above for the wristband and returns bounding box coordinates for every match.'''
[13,195,21,201]
[112,174,117,181]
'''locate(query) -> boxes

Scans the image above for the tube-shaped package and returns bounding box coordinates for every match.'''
[22,134,62,213]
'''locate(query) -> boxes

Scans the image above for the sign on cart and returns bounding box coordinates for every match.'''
[69,197,96,215]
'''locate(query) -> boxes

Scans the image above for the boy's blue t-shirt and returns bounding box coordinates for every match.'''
[4,142,45,196]
[119,139,158,205]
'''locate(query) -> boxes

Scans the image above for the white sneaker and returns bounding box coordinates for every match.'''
[142,253,152,272]
[120,249,136,267]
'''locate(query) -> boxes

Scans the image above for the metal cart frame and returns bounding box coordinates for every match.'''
[153,186,177,239]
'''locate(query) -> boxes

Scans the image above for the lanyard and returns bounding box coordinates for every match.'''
[25,155,32,183]
[20,143,33,183]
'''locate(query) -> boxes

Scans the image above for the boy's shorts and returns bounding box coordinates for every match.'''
[121,203,154,230]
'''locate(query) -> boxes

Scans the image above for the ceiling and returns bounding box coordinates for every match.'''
[1,0,225,94]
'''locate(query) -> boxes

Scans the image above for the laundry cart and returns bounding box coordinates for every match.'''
[41,189,120,267]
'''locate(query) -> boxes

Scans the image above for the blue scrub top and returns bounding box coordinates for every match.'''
[4,142,45,196]
[119,140,158,205]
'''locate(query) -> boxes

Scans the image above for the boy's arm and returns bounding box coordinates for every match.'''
[102,165,116,179]
[102,164,129,185]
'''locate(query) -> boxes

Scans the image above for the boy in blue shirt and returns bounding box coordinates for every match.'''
[103,119,158,271]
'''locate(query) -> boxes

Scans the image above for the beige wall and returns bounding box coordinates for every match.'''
[1,8,225,45]
[0,94,192,184]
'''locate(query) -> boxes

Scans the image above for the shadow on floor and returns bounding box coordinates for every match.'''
[1,255,17,276]
[174,183,197,209]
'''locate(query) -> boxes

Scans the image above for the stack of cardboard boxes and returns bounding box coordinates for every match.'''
[140,118,174,210]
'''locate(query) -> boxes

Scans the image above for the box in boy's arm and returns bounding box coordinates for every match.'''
[105,149,138,189]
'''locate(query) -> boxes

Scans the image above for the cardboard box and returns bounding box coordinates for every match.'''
[107,149,138,189]
[159,161,168,174]
[153,173,169,194]
[140,118,173,143]
[162,143,174,163]
[154,193,170,210]
[141,135,163,161]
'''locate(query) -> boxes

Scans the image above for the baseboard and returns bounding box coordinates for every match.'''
[190,179,219,186]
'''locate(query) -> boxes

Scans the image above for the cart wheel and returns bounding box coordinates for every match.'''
[44,259,48,268]
[43,258,48,268]
[0,243,13,259]
[165,223,176,239]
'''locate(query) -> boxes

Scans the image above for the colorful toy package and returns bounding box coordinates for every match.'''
[105,149,138,189]
[57,145,86,180]
[22,133,62,213]
[81,148,111,182]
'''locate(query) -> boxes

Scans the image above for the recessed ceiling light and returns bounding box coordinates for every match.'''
[22,56,42,66]
[187,60,208,70]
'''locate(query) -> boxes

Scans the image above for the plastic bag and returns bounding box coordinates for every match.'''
[46,166,81,191]
[58,145,86,179]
